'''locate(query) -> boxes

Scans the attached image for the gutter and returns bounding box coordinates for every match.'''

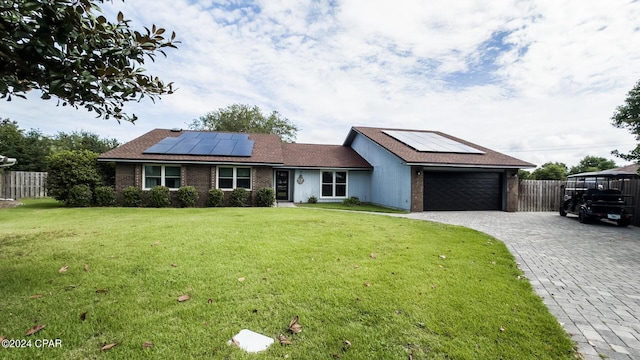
[408,163,534,170]
[97,158,285,167]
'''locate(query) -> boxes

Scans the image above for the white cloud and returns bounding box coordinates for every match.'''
[0,0,639,168]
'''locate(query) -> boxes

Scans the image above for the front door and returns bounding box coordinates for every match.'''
[275,171,289,201]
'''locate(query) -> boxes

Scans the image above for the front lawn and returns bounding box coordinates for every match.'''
[0,199,577,359]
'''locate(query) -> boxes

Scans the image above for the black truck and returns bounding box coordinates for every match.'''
[559,169,637,227]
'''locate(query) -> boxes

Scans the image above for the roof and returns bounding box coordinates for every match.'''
[281,143,372,169]
[344,126,536,169]
[98,129,285,165]
[98,129,372,169]
[569,163,639,178]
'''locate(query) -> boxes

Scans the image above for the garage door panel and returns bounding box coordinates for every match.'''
[424,172,502,211]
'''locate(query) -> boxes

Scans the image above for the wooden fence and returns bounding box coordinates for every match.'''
[518,180,564,212]
[0,171,47,199]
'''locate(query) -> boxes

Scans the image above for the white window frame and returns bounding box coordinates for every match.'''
[217,166,252,191]
[142,164,182,190]
[320,170,347,198]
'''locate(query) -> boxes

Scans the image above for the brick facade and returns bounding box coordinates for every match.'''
[411,166,424,212]
[115,163,137,204]
[505,169,519,212]
[113,163,274,207]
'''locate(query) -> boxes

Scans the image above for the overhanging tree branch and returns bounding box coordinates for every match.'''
[0,0,178,123]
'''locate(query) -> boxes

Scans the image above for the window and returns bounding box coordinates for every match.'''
[218,167,252,190]
[144,165,181,189]
[321,171,347,197]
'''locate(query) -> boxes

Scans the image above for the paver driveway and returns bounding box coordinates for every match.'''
[398,211,640,360]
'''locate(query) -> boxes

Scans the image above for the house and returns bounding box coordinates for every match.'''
[98,126,535,211]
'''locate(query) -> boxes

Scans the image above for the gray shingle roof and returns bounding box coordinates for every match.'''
[98,129,372,169]
[98,129,285,164]
[345,126,535,168]
[281,143,372,168]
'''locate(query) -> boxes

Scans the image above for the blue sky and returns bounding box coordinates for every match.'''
[1,0,639,168]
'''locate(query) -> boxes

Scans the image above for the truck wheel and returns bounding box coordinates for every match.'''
[559,206,567,217]
[578,210,590,224]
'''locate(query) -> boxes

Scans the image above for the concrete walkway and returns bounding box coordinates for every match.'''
[396,211,640,360]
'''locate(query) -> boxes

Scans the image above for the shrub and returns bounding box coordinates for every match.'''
[46,150,102,204]
[149,186,171,208]
[207,188,224,207]
[256,187,275,207]
[123,186,143,207]
[94,186,115,206]
[177,186,199,207]
[66,184,93,207]
[230,188,249,207]
[343,196,361,207]
[308,196,318,204]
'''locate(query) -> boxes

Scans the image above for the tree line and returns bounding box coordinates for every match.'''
[0,118,120,172]
[518,156,618,180]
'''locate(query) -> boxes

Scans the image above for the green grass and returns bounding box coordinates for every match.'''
[295,202,408,213]
[0,199,577,359]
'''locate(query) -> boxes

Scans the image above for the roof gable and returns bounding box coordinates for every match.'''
[345,126,535,168]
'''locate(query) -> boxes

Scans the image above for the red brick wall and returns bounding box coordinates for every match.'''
[184,165,212,207]
[411,166,424,212]
[113,163,274,207]
[114,163,138,204]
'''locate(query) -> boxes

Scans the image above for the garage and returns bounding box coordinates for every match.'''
[423,172,503,211]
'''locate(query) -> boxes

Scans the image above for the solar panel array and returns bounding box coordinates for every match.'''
[382,130,485,154]
[143,132,254,157]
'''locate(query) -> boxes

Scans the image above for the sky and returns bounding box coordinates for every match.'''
[2,0,640,169]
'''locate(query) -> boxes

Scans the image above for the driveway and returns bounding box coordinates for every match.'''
[397,211,640,360]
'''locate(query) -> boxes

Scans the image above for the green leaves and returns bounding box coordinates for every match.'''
[0,0,179,123]
[612,79,640,162]
[189,104,300,143]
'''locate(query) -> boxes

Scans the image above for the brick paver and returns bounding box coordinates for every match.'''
[397,211,640,359]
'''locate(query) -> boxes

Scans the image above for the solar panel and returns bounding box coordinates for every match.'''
[230,141,255,156]
[190,140,219,155]
[230,133,249,140]
[180,131,201,138]
[382,130,485,154]
[144,143,175,154]
[212,139,236,155]
[215,133,234,140]
[143,132,254,157]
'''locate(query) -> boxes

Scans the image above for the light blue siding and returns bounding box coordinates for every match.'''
[348,170,371,202]
[350,134,412,210]
[291,169,372,203]
[292,170,320,203]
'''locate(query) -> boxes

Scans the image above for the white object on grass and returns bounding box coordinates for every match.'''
[230,329,274,353]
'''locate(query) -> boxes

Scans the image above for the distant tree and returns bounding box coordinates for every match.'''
[53,130,120,154]
[0,118,51,171]
[611,79,640,162]
[189,104,299,142]
[569,156,616,175]
[530,162,568,180]
[0,0,178,123]
[518,169,532,180]
[0,119,119,173]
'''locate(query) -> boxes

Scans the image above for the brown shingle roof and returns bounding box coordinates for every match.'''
[281,143,372,168]
[346,126,535,168]
[98,129,285,164]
